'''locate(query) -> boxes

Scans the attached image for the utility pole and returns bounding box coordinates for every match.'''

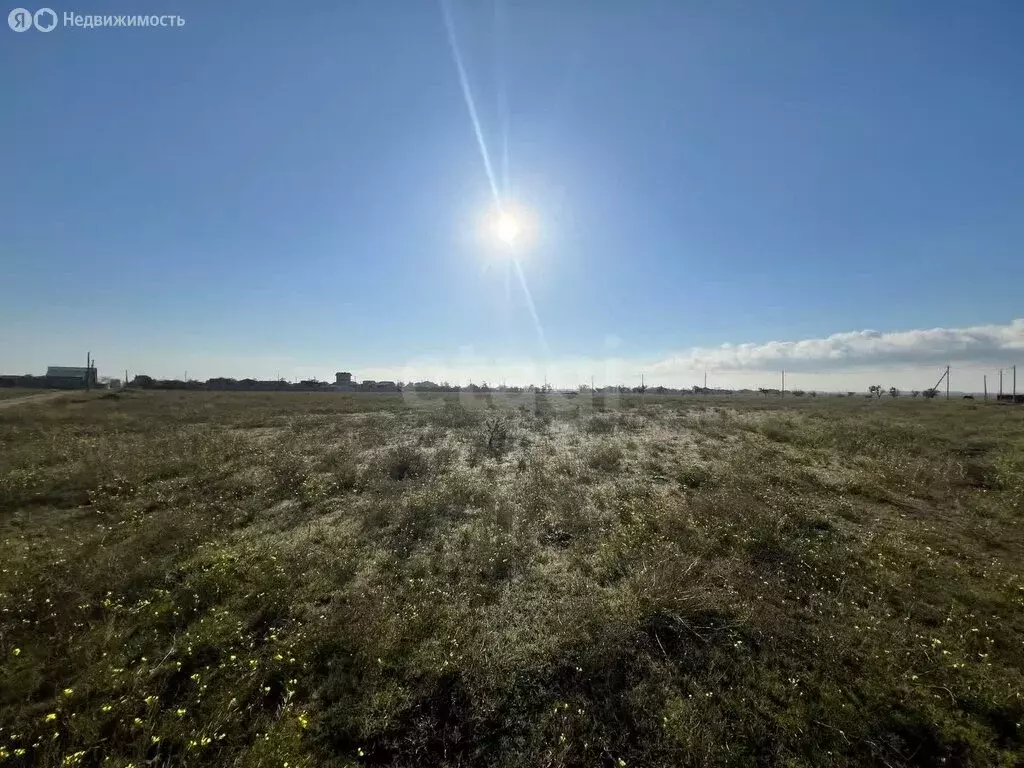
[86,351,91,391]
[930,366,949,399]
[704,370,707,391]
[125,369,129,389]
[984,374,987,401]
[1014,365,1017,399]
[999,369,1003,397]
[781,370,785,397]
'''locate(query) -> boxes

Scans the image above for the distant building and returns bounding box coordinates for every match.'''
[328,370,356,392]
[327,371,398,393]
[45,366,98,389]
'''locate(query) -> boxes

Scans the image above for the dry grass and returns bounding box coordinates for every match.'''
[1,391,1023,767]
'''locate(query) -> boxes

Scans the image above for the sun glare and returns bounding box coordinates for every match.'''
[481,204,535,255]
[494,211,521,246]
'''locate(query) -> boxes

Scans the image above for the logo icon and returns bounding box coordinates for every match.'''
[8,6,57,31]
[8,7,32,30]
[33,7,56,30]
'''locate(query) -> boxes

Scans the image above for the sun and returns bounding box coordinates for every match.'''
[481,203,534,255]
[494,210,522,246]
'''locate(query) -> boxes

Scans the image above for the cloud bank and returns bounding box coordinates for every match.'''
[650,319,1024,375]
[357,318,1024,392]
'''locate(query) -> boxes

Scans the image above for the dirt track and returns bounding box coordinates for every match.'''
[0,391,67,410]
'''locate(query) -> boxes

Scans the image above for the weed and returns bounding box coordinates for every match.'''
[483,415,513,459]
[587,440,624,471]
[676,464,712,489]
[585,414,616,434]
[376,444,429,482]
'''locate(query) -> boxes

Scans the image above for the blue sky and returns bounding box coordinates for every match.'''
[3,0,1023,388]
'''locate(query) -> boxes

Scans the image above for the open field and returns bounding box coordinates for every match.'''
[1,391,1022,767]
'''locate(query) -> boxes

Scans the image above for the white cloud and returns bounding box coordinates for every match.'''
[650,318,1024,375]
[363,319,1023,393]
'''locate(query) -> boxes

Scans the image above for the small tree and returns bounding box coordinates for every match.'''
[922,388,938,399]
[868,385,884,398]
[889,387,899,398]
